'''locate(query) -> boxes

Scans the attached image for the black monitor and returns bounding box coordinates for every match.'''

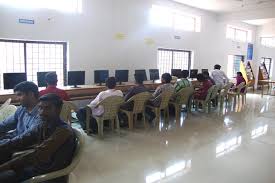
[202,69,208,73]
[135,70,147,81]
[181,70,189,78]
[115,70,129,84]
[37,71,56,87]
[171,69,182,78]
[94,70,109,85]
[149,69,160,81]
[3,73,27,90]
[68,71,85,88]
[190,69,198,79]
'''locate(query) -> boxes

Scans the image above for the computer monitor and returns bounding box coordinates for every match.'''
[190,69,198,79]
[202,69,208,73]
[171,69,182,78]
[68,71,85,88]
[37,71,56,87]
[3,73,27,90]
[135,70,147,81]
[149,69,160,81]
[94,70,109,85]
[181,70,189,78]
[115,70,129,84]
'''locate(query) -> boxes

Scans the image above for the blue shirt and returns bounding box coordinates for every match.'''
[0,105,41,140]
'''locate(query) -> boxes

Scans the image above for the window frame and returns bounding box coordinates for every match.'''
[226,26,250,43]
[157,48,192,75]
[0,39,68,88]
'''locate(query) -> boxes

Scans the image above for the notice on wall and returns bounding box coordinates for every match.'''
[19,18,34,24]
[144,38,155,45]
[247,43,253,61]
[114,33,126,40]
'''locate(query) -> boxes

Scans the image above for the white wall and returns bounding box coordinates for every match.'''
[0,0,257,84]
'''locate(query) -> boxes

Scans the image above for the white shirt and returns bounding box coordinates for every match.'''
[211,69,229,85]
[88,89,123,117]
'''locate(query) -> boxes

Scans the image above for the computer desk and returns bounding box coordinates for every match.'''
[0,79,198,104]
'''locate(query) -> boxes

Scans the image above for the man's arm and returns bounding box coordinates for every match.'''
[0,122,42,153]
[152,86,161,98]
[88,92,103,108]
[0,127,73,172]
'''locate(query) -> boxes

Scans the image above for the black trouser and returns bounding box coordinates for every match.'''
[76,107,98,132]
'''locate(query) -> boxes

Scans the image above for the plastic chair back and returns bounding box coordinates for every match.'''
[97,96,124,120]
[0,105,17,122]
[0,98,11,111]
[127,92,151,114]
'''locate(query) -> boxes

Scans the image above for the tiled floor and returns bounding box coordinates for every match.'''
[70,94,275,183]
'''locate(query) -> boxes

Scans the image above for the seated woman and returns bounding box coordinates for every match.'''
[232,72,246,93]
[76,77,123,133]
[202,71,215,85]
[194,73,213,100]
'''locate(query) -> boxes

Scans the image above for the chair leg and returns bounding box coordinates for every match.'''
[174,105,179,123]
[142,111,148,129]
[165,108,169,123]
[155,109,160,127]
[97,119,104,139]
[116,116,120,135]
[127,112,134,130]
[111,119,115,131]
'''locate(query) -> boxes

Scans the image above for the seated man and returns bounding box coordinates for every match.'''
[0,93,76,182]
[39,72,70,101]
[174,70,191,93]
[194,73,213,100]
[122,73,149,110]
[77,77,123,132]
[0,81,41,142]
[211,64,229,86]
[146,73,174,122]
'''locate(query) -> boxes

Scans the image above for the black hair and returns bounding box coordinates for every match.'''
[237,72,243,77]
[214,64,221,70]
[39,93,63,109]
[45,72,58,85]
[161,73,172,83]
[14,81,39,98]
[197,73,205,82]
[106,77,116,89]
[202,71,210,78]
[182,70,189,78]
[134,73,144,84]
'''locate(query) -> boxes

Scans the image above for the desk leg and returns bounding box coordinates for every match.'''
[262,84,264,97]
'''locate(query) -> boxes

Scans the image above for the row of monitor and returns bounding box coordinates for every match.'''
[2,69,209,89]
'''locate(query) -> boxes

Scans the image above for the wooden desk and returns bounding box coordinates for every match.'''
[258,80,275,97]
[0,79,198,104]
[0,81,162,104]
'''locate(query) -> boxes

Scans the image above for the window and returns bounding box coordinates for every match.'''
[261,37,275,48]
[0,0,82,13]
[150,5,201,32]
[227,55,244,78]
[0,39,67,90]
[261,57,273,77]
[226,25,251,42]
[158,48,192,75]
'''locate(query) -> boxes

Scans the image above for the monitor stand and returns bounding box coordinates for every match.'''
[152,79,155,83]
[71,85,81,88]
[97,82,103,86]
[118,81,125,85]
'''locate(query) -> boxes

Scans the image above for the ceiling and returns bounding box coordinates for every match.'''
[173,0,275,13]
